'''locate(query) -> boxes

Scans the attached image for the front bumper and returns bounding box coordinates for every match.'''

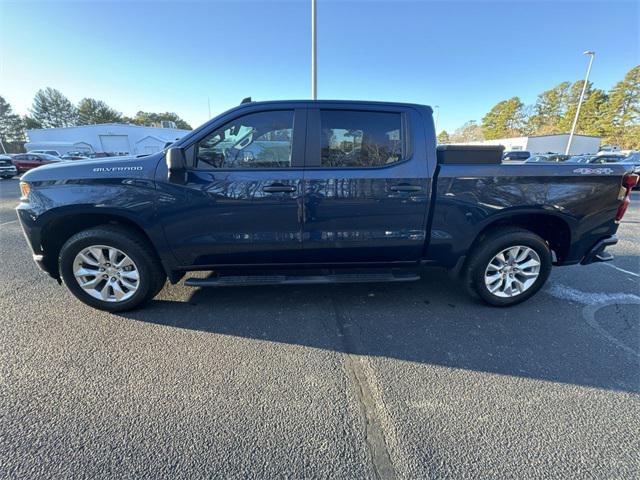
[581,235,617,265]
[0,166,17,176]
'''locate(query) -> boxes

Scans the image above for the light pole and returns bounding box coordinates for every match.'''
[311,0,317,100]
[434,105,440,133]
[565,51,595,155]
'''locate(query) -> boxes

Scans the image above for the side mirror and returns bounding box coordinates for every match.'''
[166,147,186,184]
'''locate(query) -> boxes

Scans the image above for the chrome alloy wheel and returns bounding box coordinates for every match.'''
[484,245,541,298]
[72,245,140,302]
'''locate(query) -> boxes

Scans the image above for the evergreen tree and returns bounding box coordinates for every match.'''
[0,96,26,148]
[450,121,484,142]
[27,87,78,128]
[575,88,609,137]
[526,82,571,134]
[602,65,640,147]
[437,130,450,143]
[125,111,192,130]
[481,97,526,139]
[77,98,122,125]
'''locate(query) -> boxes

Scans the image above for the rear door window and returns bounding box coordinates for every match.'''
[319,110,403,168]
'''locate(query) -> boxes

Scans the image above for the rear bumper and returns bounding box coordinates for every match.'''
[581,235,617,265]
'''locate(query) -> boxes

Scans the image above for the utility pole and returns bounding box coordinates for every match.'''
[311,0,317,100]
[207,97,211,118]
[565,51,595,155]
[434,105,440,133]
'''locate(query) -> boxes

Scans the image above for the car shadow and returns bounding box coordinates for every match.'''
[119,268,639,393]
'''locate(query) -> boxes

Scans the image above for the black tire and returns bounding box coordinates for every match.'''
[59,226,166,312]
[1,175,13,179]
[464,227,552,307]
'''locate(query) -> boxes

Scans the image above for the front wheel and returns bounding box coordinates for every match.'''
[465,227,552,307]
[59,226,166,312]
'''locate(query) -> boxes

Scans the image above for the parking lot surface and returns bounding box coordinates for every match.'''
[1,177,639,479]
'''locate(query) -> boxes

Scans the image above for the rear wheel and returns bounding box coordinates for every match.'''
[59,226,166,312]
[465,227,552,307]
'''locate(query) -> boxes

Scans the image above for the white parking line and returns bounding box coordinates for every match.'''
[603,262,640,278]
[0,219,18,226]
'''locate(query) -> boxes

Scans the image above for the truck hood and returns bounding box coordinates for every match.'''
[21,153,164,183]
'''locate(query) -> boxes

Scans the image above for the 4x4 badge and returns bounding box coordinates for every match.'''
[573,168,614,175]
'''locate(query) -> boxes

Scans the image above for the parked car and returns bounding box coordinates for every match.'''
[567,154,596,164]
[590,152,640,186]
[0,154,18,179]
[16,100,637,312]
[502,150,530,162]
[60,151,91,161]
[28,149,61,157]
[588,153,628,164]
[11,153,61,173]
[525,153,571,163]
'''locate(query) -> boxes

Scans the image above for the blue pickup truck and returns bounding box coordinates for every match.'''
[16,100,638,311]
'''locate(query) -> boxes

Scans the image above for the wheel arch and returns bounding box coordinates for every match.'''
[40,211,169,280]
[463,211,573,270]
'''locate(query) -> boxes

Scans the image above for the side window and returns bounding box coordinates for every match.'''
[196,110,294,169]
[320,110,403,168]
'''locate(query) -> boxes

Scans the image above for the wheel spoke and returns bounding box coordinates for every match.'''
[518,258,540,270]
[120,270,139,281]
[75,267,99,277]
[78,252,100,267]
[79,276,101,289]
[515,247,530,262]
[116,256,134,269]
[513,278,525,292]
[111,282,126,300]
[488,277,504,293]
[98,282,111,300]
[518,270,538,278]
[120,277,138,290]
[108,248,119,264]
[89,247,105,265]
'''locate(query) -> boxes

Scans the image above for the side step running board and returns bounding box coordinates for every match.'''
[185,272,420,287]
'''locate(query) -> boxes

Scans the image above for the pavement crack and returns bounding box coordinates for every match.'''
[331,297,396,480]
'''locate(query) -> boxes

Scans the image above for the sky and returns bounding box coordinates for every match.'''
[1,0,638,133]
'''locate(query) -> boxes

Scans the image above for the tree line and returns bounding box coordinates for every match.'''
[438,65,639,149]
[0,88,192,153]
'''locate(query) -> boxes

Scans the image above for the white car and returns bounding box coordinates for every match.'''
[0,154,18,179]
[27,149,61,157]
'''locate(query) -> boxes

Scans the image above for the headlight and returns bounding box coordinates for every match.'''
[19,181,30,199]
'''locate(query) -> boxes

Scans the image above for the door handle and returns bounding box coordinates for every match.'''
[262,184,297,193]
[389,184,422,192]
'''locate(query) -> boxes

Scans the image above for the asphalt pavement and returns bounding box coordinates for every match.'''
[1,177,638,479]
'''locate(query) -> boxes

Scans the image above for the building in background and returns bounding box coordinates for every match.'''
[25,123,190,156]
[462,134,601,155]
